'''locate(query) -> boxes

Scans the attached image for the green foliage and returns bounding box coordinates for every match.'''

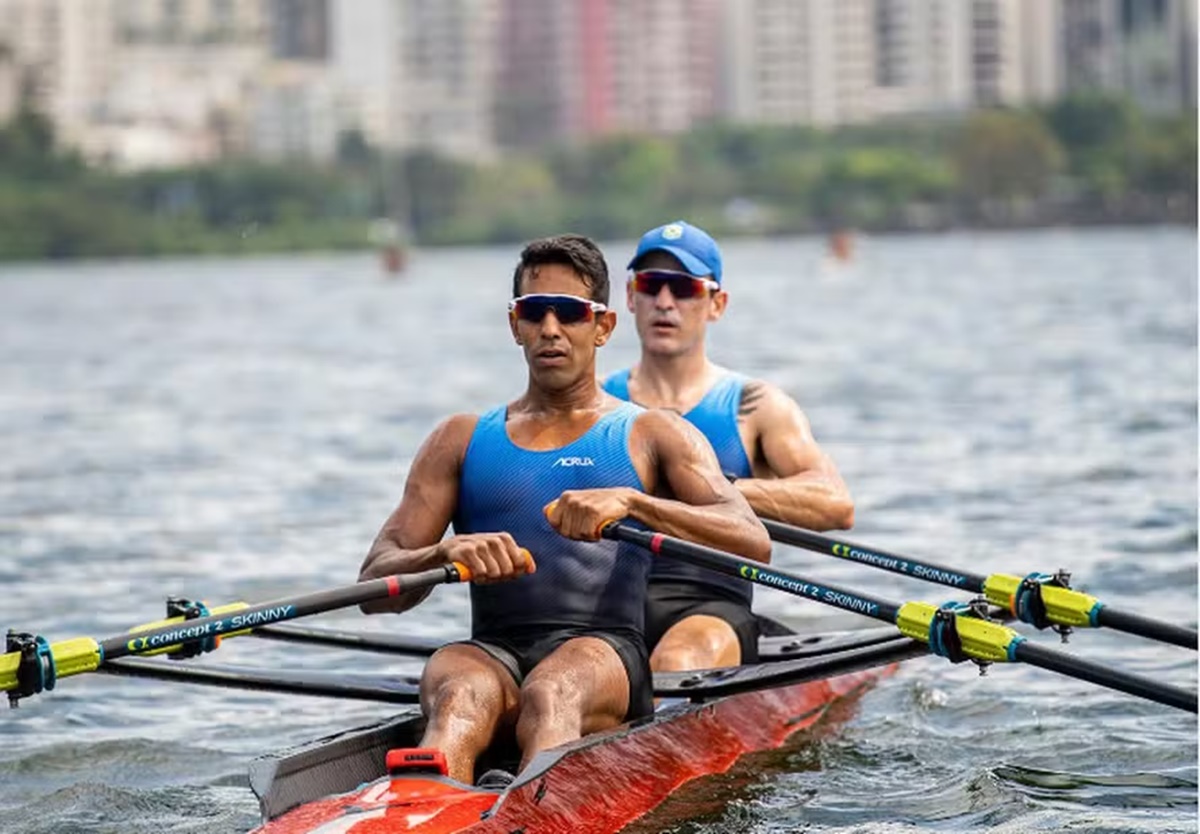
[954,110,1066,201]
[0,95,1192,261]
[1043,93,1139,153]
[1131,115,1196,194]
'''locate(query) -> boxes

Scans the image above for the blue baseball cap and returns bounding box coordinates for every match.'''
[627,220,723,284]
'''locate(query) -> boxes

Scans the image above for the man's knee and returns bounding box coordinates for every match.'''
[651,617,741,671]
[651,640,707,672]
[421,650,511,721]
[518,675,580,724]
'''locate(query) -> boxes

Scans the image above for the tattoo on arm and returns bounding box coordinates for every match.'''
[737,381,766,424]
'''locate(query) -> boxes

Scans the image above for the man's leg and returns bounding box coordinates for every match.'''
[419,643,520,783]
[649,614,741,672]
[513,637,631,770]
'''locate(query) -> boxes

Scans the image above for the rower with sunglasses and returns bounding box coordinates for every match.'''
[603,221,854,673]
[359,233,770,786]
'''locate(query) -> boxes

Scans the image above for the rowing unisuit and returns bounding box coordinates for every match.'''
[603,369,752,602]
[453,400,653,715]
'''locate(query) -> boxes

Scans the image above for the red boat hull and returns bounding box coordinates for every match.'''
[253,664,894,834]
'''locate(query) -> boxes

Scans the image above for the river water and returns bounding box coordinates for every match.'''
[0,228,1195,833]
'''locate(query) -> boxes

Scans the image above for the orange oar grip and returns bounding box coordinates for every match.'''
[594,518,622,539]
[449,551,535,583]
[519,548,536,573]
[543,500,558,518]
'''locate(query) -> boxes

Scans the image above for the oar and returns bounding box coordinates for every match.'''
[756,518,1197,650]
[101,657,423,703]
[602,523,1197,714]
[252,623,442,656]
[1,563,472,706]
[97,629,924,703]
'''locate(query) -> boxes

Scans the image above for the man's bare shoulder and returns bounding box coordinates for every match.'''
[417,412,482,460]
[631,404,693,432]
[631,405,712,451]
[738,378,805,422]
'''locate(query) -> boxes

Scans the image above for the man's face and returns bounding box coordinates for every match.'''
[510,263,616,390]
[626,251,727,358]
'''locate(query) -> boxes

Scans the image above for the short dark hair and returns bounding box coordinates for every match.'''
[511,234,610,306]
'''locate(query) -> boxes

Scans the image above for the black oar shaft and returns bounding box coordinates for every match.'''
[607,524,901,622]
[606,523,1197,714]
[1097,607,1198,651]
[1014,641,1198,713]
[761,518,1198,652]
[252,623,442,656]
[761,519,988,591]
[98,566,462,661]
[102,657,422,704]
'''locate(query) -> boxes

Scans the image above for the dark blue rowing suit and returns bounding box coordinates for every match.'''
[603,369,760,661]
[453,400,654,718]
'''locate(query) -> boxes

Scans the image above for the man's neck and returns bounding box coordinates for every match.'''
[631,348,719,411]
[521,370,605,415]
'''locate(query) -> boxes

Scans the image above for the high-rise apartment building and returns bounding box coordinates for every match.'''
[870,0,971,115]
[722,0,876,126]
[102,0,268,166]
[393,0,500,157]
[329,0,396,149]
[330,0,499,158]
[0,0,115,144]
[493,0,575,147]
[494,0,722,149]
[970,0,1061,107]
[1061,0,1196,111]
[605,0,722,134]
[269,0,328,59]
[116,0,267,44]
[3,0,1195,166]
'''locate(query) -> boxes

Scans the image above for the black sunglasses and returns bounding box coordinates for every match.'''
[508,293,607,325]
[630,270,719,299]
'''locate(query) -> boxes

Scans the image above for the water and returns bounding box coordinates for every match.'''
[0,228,1195,833]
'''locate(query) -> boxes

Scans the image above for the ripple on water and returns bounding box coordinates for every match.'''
[2,232,1195,834]
[990,764,1198,809]
[0,783,258,834]
[0,737,242,803]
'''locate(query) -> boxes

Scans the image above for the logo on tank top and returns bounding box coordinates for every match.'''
[553,456,595,467]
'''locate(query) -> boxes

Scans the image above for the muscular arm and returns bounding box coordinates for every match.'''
[736,382,854,531]
[358,414,476,614]
[628,409,772,562]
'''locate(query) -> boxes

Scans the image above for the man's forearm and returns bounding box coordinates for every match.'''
[358,537,446,614]
[626,493,771,562]
[735,477,854,531]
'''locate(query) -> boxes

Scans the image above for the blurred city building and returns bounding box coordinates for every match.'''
[0,0,116,153]
[494,0,721,146]
[1062,0,1196,111]
[721,0,876,125]
[0,0,1193,168]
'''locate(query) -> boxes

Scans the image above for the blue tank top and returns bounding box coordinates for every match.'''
[453,401,650,639]
[602,369,754,603]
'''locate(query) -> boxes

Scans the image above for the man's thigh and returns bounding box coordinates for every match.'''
[521,636,631,734]
[421,642,522,721]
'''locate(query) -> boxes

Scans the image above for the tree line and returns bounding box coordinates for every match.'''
[0,93,1192,260]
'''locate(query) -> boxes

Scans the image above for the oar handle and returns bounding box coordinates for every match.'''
[1095,606,1198,650]
[1014,640,1198,714]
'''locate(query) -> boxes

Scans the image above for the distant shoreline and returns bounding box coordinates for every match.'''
[0,221,1191,268]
